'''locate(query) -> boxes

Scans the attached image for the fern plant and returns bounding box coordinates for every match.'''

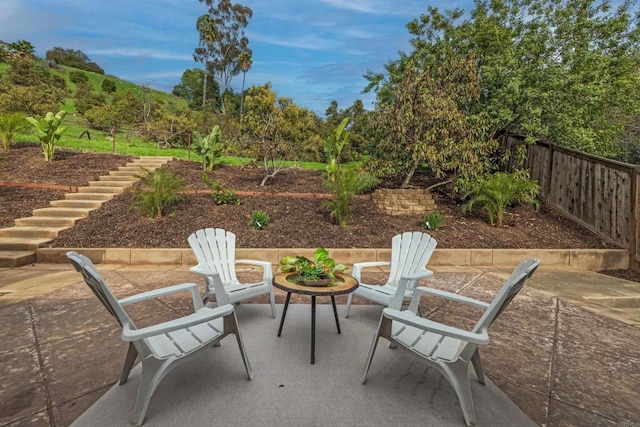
[462,171,540,227]
[248,210,270,230]
[131,167,186,218]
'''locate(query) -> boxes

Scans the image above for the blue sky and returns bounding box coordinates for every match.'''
[0,0,463,115]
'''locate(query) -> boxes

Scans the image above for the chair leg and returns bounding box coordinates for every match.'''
[119,342,138,385]
[228,312,253,380]
[345,292,354,318]
[362,315,388,384]
[471,349,485,385]
[132,359,170,427]
[443,361,476,427]
[269,288,276,319]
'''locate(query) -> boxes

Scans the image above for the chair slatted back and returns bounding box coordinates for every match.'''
[188,228,239,284]
[387,231,437,290]
[66,251,136,330]
[472,258,540,333]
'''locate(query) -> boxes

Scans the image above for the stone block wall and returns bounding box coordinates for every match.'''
[372,188,437,216]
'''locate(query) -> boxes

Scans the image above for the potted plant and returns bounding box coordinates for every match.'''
[279,248,348,286]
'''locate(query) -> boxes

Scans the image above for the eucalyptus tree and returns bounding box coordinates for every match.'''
[238,50,252,118]
[194,0,252,114]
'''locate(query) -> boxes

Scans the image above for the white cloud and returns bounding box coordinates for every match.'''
[86,48,192,61]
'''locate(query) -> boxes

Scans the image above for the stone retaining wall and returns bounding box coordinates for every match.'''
[373,188,437,216]
[37,247,629,272]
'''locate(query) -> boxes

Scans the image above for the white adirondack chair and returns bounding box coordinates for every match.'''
[361,258,540,426]
[188,228,276,318]
[66,251,253,426]
[345,231,437,317]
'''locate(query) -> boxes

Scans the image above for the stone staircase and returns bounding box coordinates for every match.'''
[0,156,173,268]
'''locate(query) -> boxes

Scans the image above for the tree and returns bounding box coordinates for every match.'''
[45,47,104,74]
[69,70,89,85]
[194,0,252,113]
[238,50,252,118]
[172,68,220,110]
[368,0,640,160]
[101,79,117,93]
[240,83,292,185]
[369,56,494,188]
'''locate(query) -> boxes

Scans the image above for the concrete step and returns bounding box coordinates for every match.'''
[87,180,134,188]
[0,250,36,268]
[14,216,77,228]
[127,161,167,167]
[0,237,52,251]
[50,199,104,209]
[32,207,92,218]
[77,186,122,194]
[64,193,113,201]
[109,170,139,177]
[118,166,156,173]
[0,226,66,239]
[98,175,138,182]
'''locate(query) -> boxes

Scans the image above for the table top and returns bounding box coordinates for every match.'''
[272,272,358,296]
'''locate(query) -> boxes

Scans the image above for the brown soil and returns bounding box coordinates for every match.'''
[0,143,618,252]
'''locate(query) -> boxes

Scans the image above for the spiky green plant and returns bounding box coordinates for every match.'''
[131,167,186,218]
[462,171,540,227]
[248,209,270,230]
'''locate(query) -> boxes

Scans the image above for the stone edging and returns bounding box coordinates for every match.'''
[36,247,629,272]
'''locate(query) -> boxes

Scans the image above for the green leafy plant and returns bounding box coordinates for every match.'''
[192,125,224,171]
[462,171,540,227]
[279,248,348,283]
[25,110,68,161]
[201,173,241,205]
[324,117,350,182]
[248,209,270,230]
[69,70,89,85]
[324,168,378,227]
[421,211,443,231]
[131,167,186,218]
[101,79,117,93]
[0,112,28,149]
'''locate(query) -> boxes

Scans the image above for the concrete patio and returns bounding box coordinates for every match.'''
[1,262,639,426]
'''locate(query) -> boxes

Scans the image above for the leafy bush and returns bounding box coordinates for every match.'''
[25,110,68,161]
[192,125,224,170]
[131,168,186,218]
[201,173,241,205]
[0,112,27,149]
[462,171,540,227]
[420,211,443,230]
[101,79,116,93]
[248,210,270,230]
[69,70,88,85]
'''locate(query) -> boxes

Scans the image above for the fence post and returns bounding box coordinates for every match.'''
[630,168,639,270]
[543,143,554,205]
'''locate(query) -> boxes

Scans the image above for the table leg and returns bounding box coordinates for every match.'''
[311,295,316,364]
[277,292,291,337]
[331,295,341,334]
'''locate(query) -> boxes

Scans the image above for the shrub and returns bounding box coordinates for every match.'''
[201,173,241,205]
[462,171,540,227]
[248,210,270,230]
[101,79,116,93]
[131,168,186,218]
[69,70,88,85]
[420,211,443,231]
[25,110,68,161]
[192,125,224,171]
[0,112,27,149]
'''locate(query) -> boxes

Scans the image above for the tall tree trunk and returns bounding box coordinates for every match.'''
[240,71,246,119]
[202,69,207,109]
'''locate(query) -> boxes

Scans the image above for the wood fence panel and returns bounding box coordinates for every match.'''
[502,136,637,260]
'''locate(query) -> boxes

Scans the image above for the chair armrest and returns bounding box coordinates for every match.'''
[122,304,235,341]
[408,286,490,313]
[383,308,489,345]
[235,259,272,281]
[189,266,226,296]
[352,262,390,281]
[119,282,201,306]
[401,270,434,281]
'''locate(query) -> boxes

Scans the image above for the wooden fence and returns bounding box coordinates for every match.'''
[501,134,639,269]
